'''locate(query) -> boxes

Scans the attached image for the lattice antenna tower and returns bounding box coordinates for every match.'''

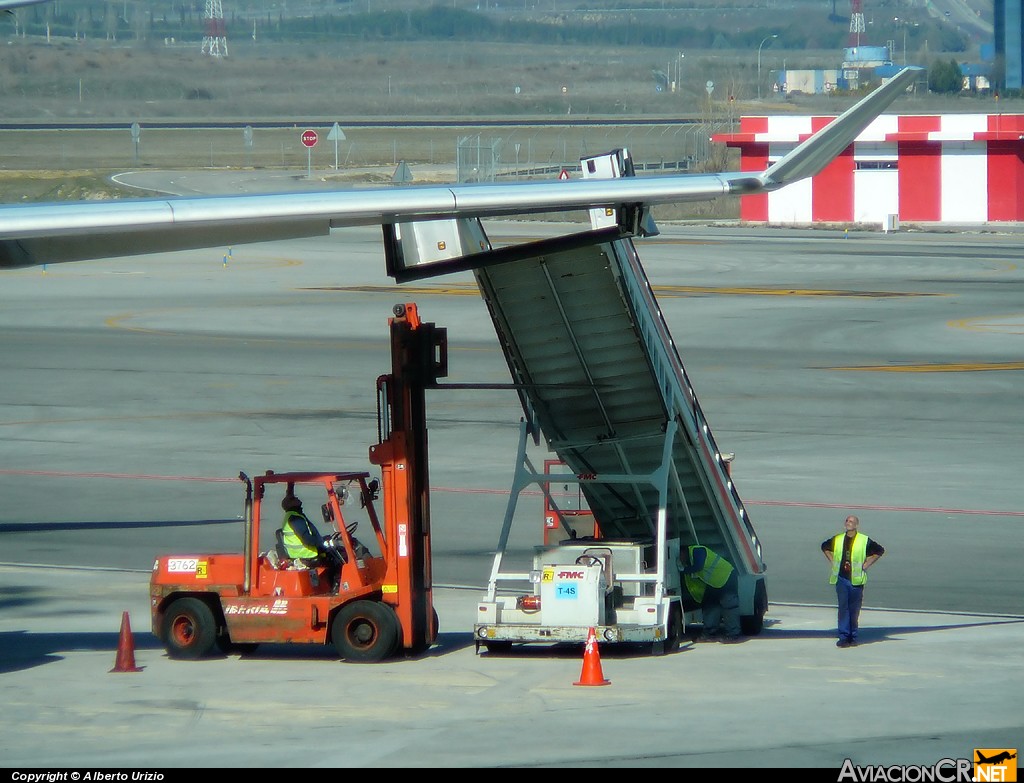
[201,0,228,58]
[848,0,866,46]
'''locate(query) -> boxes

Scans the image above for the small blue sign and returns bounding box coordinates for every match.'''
[555,584,578,599]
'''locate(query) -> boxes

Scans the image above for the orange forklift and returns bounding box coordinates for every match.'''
[150,303,444,662]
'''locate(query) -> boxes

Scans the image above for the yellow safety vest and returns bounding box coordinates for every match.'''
[829,533,868,586]
[281,510,318,560]
[683,545,734,604]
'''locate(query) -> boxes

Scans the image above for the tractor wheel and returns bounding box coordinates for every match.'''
[332,600,400,662]
[740,581,769,636]
[653,603,683,656]
[666,603,683,653]
[163,597,218,660]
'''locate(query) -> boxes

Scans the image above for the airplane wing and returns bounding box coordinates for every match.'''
[0,67,920,270]
[0,0,50,10]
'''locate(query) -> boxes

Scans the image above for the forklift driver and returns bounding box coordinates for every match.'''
[280,493,344,585]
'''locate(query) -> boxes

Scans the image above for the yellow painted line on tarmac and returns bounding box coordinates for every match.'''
[102,310,368,347]
[831,362,1024,372]
[949,314,1024,335]
[0,407,370,428]
[308,284,480,296]
[319,284,943,298]
[102,305,494,352]
[488,236,718,246]
[105,310,185,334]
[654,286,944,298]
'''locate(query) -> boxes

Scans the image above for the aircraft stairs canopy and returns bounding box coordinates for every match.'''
[472,232,764,578]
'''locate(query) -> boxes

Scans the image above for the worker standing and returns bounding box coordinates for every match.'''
[679,544,743,643]
[821,514,885,648]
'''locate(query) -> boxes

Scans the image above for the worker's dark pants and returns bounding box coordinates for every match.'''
[702,571,741,638]
[835,575,864,643]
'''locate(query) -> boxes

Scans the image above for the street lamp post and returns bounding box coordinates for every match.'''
[894,17,907,65]
[757,34,778,100]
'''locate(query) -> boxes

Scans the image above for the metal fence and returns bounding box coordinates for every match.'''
[0,121,736,179]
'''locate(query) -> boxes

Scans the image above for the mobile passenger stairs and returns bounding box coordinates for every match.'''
[382,149,768,655]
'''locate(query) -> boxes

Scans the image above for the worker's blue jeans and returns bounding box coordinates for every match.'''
[702,571,742,638]
[835,575,864,643]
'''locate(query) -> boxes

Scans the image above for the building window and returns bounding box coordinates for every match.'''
[855,160,898,170]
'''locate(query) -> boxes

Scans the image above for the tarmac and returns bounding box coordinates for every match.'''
[2,221,1022,769]
[1,563,1021,770]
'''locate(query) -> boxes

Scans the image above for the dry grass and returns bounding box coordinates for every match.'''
[0,34,942,122]
[0,11,999,222]
[0,126,743,220]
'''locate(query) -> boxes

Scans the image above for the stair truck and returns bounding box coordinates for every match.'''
[380,148,769,655]
[149,302,445,662]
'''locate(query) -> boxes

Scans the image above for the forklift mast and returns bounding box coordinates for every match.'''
[369,303,448,654]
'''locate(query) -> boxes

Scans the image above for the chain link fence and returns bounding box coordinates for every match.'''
[0,121,736,180]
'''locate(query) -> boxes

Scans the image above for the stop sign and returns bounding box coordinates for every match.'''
[300,129,318,148]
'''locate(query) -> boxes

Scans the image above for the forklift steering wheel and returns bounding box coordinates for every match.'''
[575,555,602,567]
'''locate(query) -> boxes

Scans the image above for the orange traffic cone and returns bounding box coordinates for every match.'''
[574,627,610,686]
[110,611,143,673]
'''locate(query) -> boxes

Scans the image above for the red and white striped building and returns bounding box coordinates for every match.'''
[712,113,1024,225]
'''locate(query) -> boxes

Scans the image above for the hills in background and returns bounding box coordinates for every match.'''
[0,0,1007,121]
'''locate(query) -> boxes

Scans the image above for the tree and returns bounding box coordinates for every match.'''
[928,59,962,94]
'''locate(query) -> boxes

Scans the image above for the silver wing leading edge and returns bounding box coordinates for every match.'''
[0,67,920,269]
[0,0,51,11]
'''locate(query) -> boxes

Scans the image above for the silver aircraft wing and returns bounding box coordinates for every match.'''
[0,0,51,10]
[0,67,920,269]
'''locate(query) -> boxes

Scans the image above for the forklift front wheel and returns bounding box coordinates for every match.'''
[163,597,218,660]
[332,600,400,662]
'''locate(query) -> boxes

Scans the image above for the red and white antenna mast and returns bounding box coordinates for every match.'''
[848,0,865,46]
[201,0,228,58]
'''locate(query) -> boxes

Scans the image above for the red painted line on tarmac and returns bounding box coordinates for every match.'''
[0,469,236,483]
[2,470,1020,516]
[747,499,1024,517]
[397,486,1024,517]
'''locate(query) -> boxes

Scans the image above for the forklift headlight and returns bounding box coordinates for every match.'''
[603,628,617,642]
[476,627,489,639]
[529,570,541,584]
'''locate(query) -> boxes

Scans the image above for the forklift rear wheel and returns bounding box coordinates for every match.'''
[163,597,218,660]
[332,600,400,662]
